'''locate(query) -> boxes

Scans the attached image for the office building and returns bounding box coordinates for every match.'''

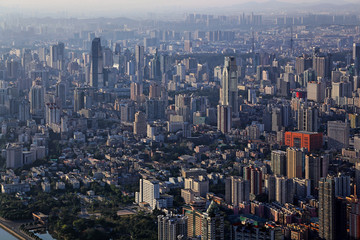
[158,213,188,240]
[327,121,350,150]
[284,131,323,151]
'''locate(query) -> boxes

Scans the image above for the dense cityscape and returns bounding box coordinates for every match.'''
[0,1,359,240]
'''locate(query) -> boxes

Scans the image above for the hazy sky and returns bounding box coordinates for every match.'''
[0,0,358,18]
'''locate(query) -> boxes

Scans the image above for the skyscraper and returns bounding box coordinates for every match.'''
[135,45,144,82]
[318,177,336,240]
[220,57,238,117]
[90,38,104,88]
[158,213,188,240]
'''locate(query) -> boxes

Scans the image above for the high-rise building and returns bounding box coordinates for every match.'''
[318,177,336,240]
[183,203,206,238]
[130,82,143,103]
[220,57,238,116]
[134,111,147,137]
[305,154,329,191]
[6,143,23,169]
[327,121,350,150]
[225,176,250,206]
[217,105,232,133]
[120,101,135,123]
[56,78,67,107]
[275,176,294,204]
[349,202,360,240]
[45,103,61,125]
[29,79,45,116]
[158,213,188,240]
[184,176,209,198]
[90,38,104,88]
[295,54,312,75]
[334,174,350,197]
[135,178,160,210]
[50,42,65,70]
[146,99,166,121]
[307,81,325,103]
[313,53,331,79]
[271,150,287,176]
[297,104,319,132]
[265,175,276,202]
[201,201,224,240]
[286,147,306,179]
[250,167,262,196]
[135,45,144,81]
[18,99,30,122]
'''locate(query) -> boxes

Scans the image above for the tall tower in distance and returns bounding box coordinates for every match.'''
[90,38,104,88]
[220,56,238,117]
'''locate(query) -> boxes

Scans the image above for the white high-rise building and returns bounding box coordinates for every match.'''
[135,179,160,210]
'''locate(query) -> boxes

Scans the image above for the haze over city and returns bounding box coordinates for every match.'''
[0,0,359,240]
